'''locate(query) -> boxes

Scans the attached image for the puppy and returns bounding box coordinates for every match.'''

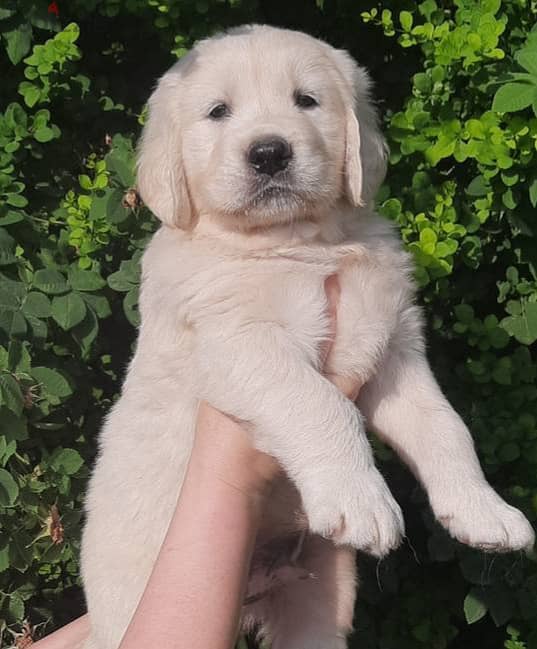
[81,25,534,649]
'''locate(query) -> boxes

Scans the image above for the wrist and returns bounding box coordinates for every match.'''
[192,401,280,502]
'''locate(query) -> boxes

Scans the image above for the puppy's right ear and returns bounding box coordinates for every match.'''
[330,49,388,207]
[136,72,192,229]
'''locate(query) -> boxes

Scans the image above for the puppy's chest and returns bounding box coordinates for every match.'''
[195,251,361,360]
[253,266,329,343]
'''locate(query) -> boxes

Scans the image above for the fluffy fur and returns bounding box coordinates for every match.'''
[81,25,534,649]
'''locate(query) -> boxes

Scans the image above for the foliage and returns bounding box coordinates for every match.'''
[0,0,536,647]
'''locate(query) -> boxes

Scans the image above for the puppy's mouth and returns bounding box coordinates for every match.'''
[253,185,290,202]
[249,180,303,208]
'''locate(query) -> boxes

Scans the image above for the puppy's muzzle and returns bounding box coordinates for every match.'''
[247,136,293,177]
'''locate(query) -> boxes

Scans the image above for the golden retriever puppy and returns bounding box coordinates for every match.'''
[81,25,534,649]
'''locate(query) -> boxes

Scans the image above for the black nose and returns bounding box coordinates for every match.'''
[247,137,293,176]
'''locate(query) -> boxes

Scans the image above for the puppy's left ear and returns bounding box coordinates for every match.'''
[332,50,388,207]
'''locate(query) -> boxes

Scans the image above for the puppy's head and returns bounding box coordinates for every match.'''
[137,25,387,231]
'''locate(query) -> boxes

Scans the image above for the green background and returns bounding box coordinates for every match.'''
[1,0,537,647]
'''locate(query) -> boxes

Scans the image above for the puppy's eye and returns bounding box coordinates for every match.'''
[208,103,230,120]
[294,92,319,109]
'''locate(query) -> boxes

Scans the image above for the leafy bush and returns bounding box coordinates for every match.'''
[0,1,536,647]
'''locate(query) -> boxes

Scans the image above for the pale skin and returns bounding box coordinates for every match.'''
[32,276,360,649]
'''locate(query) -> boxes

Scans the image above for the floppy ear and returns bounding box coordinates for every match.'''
[136,69,192,228]
[344,107,363,206]
[332,50,388,207]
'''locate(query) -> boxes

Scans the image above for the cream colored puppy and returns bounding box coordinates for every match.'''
[81,25,534,649]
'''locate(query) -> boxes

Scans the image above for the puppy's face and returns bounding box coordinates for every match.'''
[181,33,346,228]
[137,26,387,231]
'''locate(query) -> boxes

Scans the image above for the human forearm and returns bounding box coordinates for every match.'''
[31,615,89,649]
[118,404,275,649]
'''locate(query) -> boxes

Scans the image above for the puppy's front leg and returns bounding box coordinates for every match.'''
[358,345,534,552]
[194,322,404,556]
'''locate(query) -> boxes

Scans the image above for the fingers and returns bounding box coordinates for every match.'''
[325,373,362,401]
[321,274,340,364]
[323,275,362,401]
[324,274,341,325]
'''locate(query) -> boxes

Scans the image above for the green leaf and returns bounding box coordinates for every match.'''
[0,231,17,265]
[464,589,488,624]
[0,210,24,226]
[68,266,106,291]
[435,240,458,258]
[80,293,111,319]
[419,227,437,254]
[400,10,413,31]
[62,22,80,43]
[93,173,108,190]
[0,309,27,338]
[72,307,99,353]
[502,188,518,209]
[107,260,139,292]
[500,302,537,345]
[123,287,140,327]
[51,292,87,330]
[7,340,30,373]
[0,468,19,506]
[0,288,19,310]
[4,22,32,65]
[31,367,72,398]
[33,269,69,295]
[529,178,537,208]
[5,193,28,207]
[88,192,108,222]
[22,292,51,318]
[5,102,28,129]
[414,72,431,93]
[489,327,509,349]
[26,314,47,339]
[106,155,135,187]
[9,532,32,571]
[78,174,93,190]
[7,592,24,621]
[466,175,490,197]
[50,448,84,475]
[0,408,28,442]
[20,83,40,107]
[106,188,128,223]
[0,7,16,20]
[380,198,402,220]
[0,542,9,573]
[516,50,537,76]
[34,126,55,143]
[0,374,24,416]
[492,83,536,113]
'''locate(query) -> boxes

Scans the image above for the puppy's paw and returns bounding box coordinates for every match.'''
[300,468,404,557]
[431,485,535,552]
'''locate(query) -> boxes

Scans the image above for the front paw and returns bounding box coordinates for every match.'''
[431,485,535,552]
[300,468,405,557]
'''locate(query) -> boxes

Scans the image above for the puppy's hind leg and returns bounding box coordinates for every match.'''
[248,536,357,649]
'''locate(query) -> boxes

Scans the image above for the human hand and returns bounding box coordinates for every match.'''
[323,274,362,401]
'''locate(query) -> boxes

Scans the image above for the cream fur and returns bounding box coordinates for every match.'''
[81,25,534,649]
